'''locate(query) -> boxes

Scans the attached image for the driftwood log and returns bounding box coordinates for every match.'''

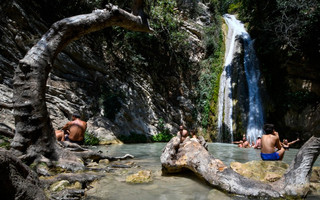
[161,136,320,198]
[10,2,151,168]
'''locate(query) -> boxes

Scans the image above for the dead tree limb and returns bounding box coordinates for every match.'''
[10,3,151,166]
[161,136,320,198]
[275,136,320,196]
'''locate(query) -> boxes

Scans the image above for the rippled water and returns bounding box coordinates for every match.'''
[85,143,319,200]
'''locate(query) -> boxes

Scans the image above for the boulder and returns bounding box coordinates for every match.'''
[230,160,289,183]
[49,180,70,192]
[126,170,152,183]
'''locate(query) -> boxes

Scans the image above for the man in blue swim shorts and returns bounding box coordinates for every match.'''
[260,124,285,161]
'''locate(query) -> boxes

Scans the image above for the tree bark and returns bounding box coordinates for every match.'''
[0,128,14,138]
[0,149,46,200]
[10,3,151,164]
[161,136,320,198]
[275,136,320,196]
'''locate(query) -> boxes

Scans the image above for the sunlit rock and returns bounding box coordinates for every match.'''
[230,160,288,183]
[49,180,70,192]
[126,170,152,183]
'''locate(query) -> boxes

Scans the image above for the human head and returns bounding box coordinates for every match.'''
[263,124,274,134]
[242,134,246,141]
[179,125,184,132]
[283,139,288,144]
[72,112,81,120]
[190,129,196,136]
[257,136,261,140]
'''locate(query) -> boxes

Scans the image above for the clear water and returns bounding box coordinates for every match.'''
[85,143,320,200]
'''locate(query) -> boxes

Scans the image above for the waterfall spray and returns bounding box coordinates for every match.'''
[217,14,264,143]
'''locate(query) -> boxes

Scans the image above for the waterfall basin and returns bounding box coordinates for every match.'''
[85,143,320,200]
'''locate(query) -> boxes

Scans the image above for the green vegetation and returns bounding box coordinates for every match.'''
[149,0,192,69]
[0,136,10,150]
[152,118,173,142]
[196,9,225,139]
[99,85,124,121]
[84,131,100,145]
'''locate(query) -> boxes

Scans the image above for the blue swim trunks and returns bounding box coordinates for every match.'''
[260,152,280,161]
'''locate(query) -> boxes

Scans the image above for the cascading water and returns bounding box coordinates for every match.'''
[217,14,264,143]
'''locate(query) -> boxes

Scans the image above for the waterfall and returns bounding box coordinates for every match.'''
[217,14,264,143]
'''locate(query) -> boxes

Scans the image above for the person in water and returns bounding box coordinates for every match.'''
[282,138,300,150]
[253,136,262,149]
[177,125,189,143]
[55,112,87,145]
[260,124,285,161]
[233,134,250,148]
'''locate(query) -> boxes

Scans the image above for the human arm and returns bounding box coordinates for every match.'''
[275,132,283,150]
[62,121,72,131]
[288,138,300,145]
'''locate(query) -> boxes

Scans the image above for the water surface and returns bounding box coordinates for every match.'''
[85,143,319,200]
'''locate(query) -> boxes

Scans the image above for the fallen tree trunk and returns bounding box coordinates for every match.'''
[161,136,320,198]
[10,2,151,167]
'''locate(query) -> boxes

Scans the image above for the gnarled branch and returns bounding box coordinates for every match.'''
[11,3,151,165]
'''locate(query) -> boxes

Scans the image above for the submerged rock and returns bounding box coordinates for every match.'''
[230,161,320,195]
[126,170,152,183]
[50,180,70,192]
[230,160,289,183]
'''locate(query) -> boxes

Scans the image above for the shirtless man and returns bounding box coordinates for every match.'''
[253,136,262,149]
[55,112,87,145]
[260,124,285,161]
[282,138,300,150]
[177,125,189,143]
[233,134,250,148]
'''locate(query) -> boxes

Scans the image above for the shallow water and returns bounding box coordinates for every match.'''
[85,143,320,200]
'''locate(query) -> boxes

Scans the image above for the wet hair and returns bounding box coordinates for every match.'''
[190,129,197,135]
[72,112,81,119]
[263,124,274,134]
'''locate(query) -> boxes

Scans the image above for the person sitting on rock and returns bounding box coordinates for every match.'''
[190,128,208,151]
[190,129,198,140]
[176,125,189,143]
[282,138,300,150]
[55,112,87,145]
[260,124,285,161]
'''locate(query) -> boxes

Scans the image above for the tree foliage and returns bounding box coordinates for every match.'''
[152,118,172,142]
[235,0,320,61]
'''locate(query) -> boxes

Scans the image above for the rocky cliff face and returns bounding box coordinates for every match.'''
[0,0,211,143]
[282,61,320,139]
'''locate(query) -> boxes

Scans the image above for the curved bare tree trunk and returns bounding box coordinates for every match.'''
[275,136,320,196]
[161,136,320,198]
[10,3,151,164]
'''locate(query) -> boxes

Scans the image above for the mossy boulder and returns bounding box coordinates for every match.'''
[126,170,152,183]
[231,161,320,190]
[230,160,289,182]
